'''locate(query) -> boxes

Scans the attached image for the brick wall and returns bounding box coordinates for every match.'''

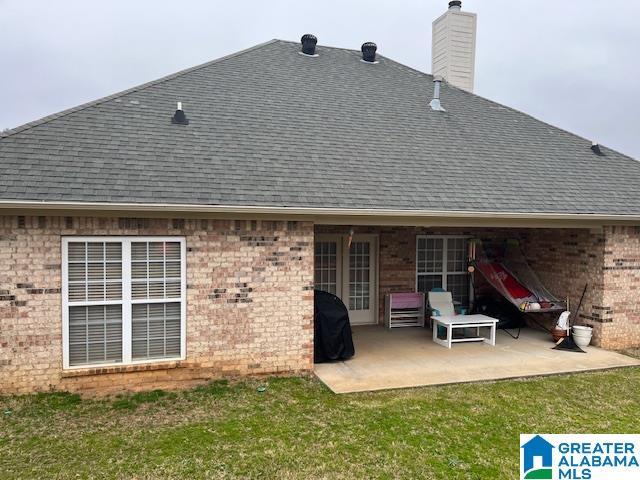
[0,216,314,395]
[315,224,640,350]
[600,226,640,349]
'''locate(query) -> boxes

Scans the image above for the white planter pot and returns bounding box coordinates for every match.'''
[572,325,593,348]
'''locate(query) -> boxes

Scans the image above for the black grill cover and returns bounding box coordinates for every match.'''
[314,290,355,363]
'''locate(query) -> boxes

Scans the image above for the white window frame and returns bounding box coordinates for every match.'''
[62,236,187,370]
[415,235,472,305]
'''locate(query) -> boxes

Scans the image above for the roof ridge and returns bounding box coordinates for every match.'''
[276,38,361,54]
[0,39,280,140]
[276,38,433,79]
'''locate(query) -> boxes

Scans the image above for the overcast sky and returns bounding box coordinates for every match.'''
[1,0,639,159]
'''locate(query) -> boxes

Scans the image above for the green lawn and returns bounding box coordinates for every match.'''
[1,369,639,479]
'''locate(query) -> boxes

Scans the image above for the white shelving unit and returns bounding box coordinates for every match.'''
[384,292,426,328]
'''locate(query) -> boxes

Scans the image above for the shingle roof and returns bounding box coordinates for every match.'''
[1,39,639,215]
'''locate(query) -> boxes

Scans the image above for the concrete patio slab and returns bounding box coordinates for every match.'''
[314,326,640,394]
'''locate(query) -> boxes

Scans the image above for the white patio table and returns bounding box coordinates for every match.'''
[430,314,499,349]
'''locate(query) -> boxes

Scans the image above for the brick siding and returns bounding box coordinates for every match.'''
[600,226,640,349]
[0,216,314,395]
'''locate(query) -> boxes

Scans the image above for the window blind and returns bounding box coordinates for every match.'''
[132,302,181,360]
[68,304,123,365]
[63,238,185,368]
[130,241,182,361]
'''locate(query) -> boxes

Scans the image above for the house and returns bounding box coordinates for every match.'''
[521,435,555,477]
[1,2,640,395]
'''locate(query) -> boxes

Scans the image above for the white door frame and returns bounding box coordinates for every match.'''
[343,234,378,325]
[314,233,379,325]
[314,234,343,298]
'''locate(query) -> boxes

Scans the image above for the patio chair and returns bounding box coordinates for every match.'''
[428,291,456,335]
[428,291,456,317]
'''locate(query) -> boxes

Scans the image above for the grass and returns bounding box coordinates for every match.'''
[1,369,639,479]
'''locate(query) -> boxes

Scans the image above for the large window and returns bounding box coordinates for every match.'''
[416,236,470,307]
[62,237,186,369]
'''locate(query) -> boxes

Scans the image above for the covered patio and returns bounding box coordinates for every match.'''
[314,326,640,394]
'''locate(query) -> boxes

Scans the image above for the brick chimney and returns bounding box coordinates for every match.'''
[431,1,477,93]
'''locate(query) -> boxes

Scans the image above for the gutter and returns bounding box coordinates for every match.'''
[0,199,639,223]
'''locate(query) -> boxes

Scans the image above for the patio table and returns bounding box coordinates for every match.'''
[430,314,499,348]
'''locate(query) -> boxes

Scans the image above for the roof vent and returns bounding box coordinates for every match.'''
[300,34,318,56]
[361,42,377,63]
[430,76,446,112]
[591,141,604,156]
[448,0,462,10]
[171,102,189,125]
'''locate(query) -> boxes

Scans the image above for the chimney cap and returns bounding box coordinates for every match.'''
[361,42,378,63]
[449,1,462,9]
[300,34,318,56]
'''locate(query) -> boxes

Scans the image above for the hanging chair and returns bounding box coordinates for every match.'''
[469,239,565,313]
